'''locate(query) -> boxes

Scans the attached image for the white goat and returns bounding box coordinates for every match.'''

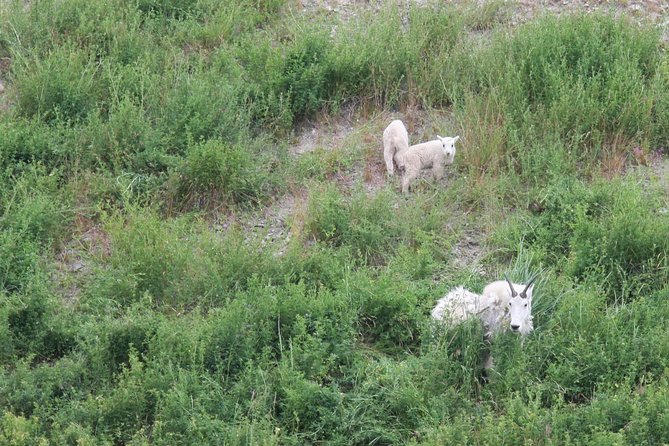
[382,119,409,176]
[394,135,458,193]
[431,286,488,324]
[432,275,536,337]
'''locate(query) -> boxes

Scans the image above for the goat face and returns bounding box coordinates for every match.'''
[505,275,536,336]
[437,135,458,164]
[508,292,533,335]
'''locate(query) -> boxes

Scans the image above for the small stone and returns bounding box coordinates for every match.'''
[69,260,85,272]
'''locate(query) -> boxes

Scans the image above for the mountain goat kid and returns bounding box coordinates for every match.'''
[432,275,536,337]
[395,135,458,193]
[382,119,409,177]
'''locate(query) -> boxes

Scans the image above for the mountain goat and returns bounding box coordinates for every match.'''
[382,119,409,176]
[432,275,536,337]
[395,135,458,193]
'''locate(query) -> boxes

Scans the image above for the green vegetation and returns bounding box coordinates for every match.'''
[1,0,669,444]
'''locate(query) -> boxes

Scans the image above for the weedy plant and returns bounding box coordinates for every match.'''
[1,1,669,444]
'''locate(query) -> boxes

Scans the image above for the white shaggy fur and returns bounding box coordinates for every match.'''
[394,135,458,193]
[382,119,409,176]
[432,277,536,337]
[431,286,489,325]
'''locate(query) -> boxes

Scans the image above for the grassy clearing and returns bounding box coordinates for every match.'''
[1,0,669,444]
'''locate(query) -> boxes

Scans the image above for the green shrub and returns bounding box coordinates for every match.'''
[0,411,48,446]
[345,189,401,261]
[94,353,158,444]
[0,167,67,246]
[526,177,612,265]
[493,14,658,124]
[302,184,350,247]
[420,318,487,397]
[327,4,463,107]
[171,138,268,209]
[303,186,423,264]
[274,365,344,440]
[456,13,665,169]
[159,70,251,150]
[83,97,169,174]
[280,31,332,121]
[93,210,193,307]
[496,177,669,302]
[13,46,101,123]
[567,184,669,302]
[200,279,358,378]
[292,146,356,182]
[101,313,160,375]
[278,242,350,290]
[0,118,76,171]
[201,300,272,377]
[649,59,669,148]
[86,209,276,310]
[0,357,85,419]
[352,270,424,353]
[137,0,199,19]
[0,231,40,295]
[4,281,77,363]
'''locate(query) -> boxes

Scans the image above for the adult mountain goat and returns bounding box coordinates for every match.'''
[432,275,537,337]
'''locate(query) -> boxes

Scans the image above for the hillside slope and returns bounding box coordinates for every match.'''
[1,1,669,444]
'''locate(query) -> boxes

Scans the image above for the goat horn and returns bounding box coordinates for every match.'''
[504,274,518,297]
[520,275,537,299]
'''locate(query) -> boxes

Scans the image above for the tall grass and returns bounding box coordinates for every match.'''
[1,0,669,444]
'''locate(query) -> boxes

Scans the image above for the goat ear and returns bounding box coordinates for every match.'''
[453,136,460,142]
[437,135,443,140]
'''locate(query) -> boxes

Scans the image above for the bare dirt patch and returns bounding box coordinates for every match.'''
[52,224,112,306]
[639,150,669,196]
[289,115,358,156]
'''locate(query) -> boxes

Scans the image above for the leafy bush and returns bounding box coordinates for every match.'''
[83,97,168,174]
[86,209,279,310]
[568,188,669,302]
[2,278,77,365]
[304,186,428,263]
[524,177,613,264]
[13,46,101,123]
[0,231,40,295]
[137,0,199,19]
[0,119,75,171]
[0,167,66,246]
[454,13,666,173]
[158,71,251,150]
[280,31,332,121]
[496,177,669,302]
[351,270,426,353]
[0,411,48,445]
[170,138,268,209]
